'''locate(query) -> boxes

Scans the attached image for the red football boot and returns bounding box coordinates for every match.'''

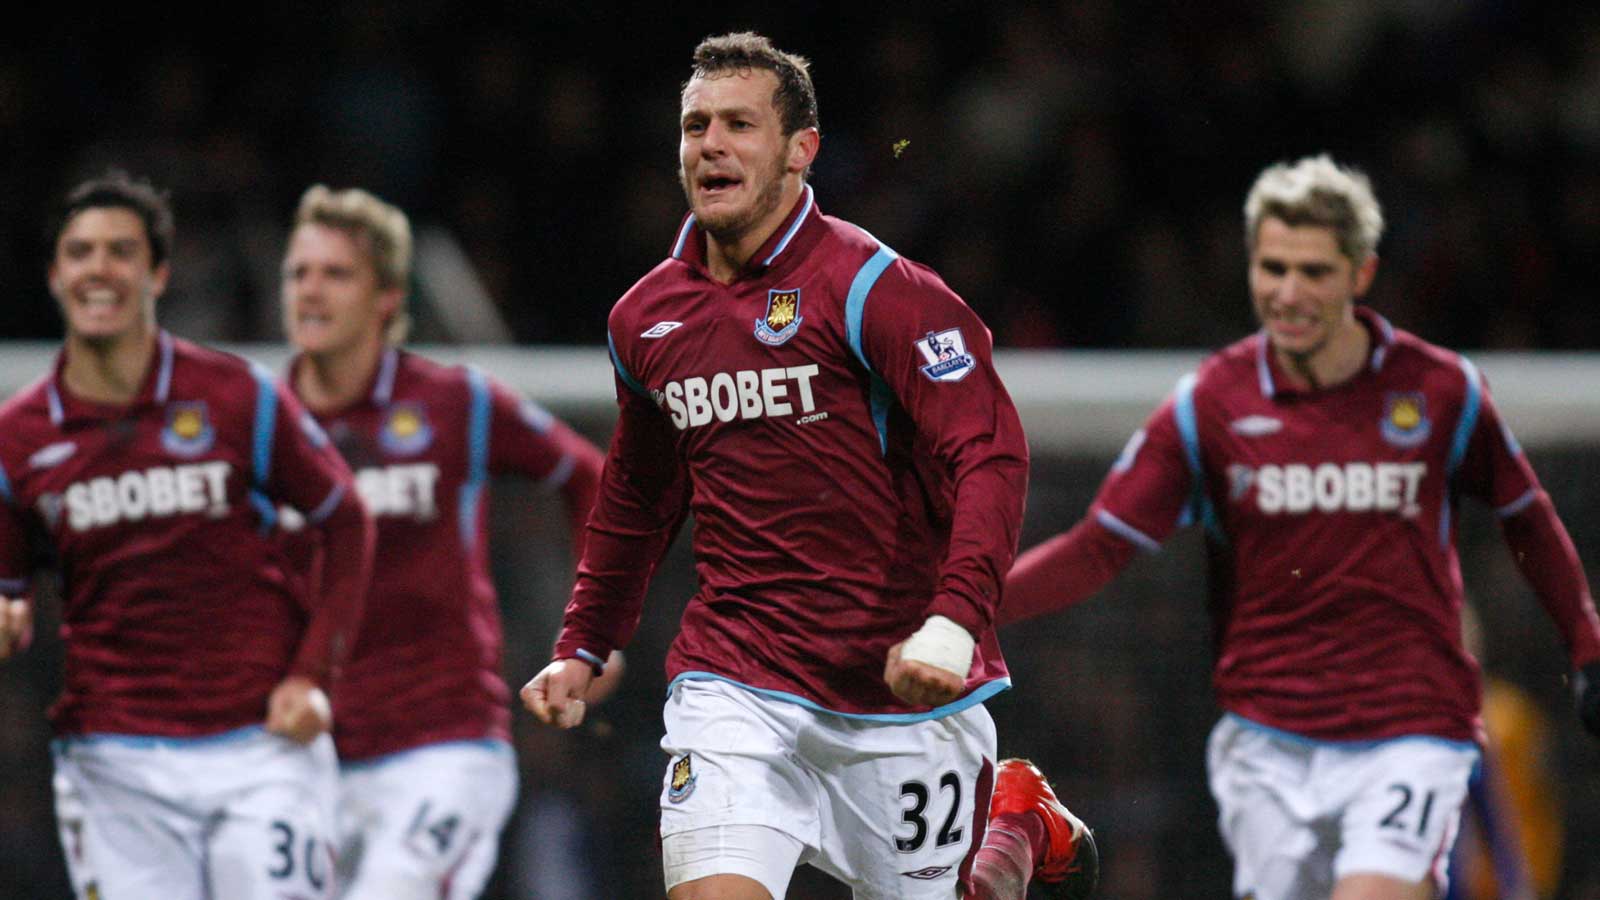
[989,758,1099,899]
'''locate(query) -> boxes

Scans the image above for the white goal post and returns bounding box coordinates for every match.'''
[3,344,1595,454]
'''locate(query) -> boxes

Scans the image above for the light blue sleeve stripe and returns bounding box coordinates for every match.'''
[867,378,893,456]
[666,671,1011,723]
[1095,509,1161,553]
[843,245,900,373]
[460,368,491,549]
[306,483,347,526]
[1173,374,1203,477]
[1438,495,1454,548]
[250,490,278,535]
[1173,374,1224,542]
[607,331,651,399]
[1495,487,1538,519]
[0,458,12,504]
[250,367,278,489]
[1438,357,1482,547]
[843,243,901,456]
[1446,356,1482,479]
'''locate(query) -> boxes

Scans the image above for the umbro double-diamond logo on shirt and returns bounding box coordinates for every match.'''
[641,321,684,339]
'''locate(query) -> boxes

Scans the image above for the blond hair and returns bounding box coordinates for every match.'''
[294,185,413,344]
[1244,154,1385,262]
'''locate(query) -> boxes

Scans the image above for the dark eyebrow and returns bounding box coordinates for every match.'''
[683,104,760,122]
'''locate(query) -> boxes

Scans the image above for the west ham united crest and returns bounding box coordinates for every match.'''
[161,401,215,457]
[754,288,803,346]
[1380,392,1431,447]
[915,328,976,382]
[379,403,433,455]
[667,753,697,803]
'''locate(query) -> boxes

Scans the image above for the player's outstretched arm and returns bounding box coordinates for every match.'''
[0,596,32,660]
[288,486,376,685]
[522,657,597,729]
[1000,518,1139,628]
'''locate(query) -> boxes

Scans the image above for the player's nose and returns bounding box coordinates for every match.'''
[85,246,117,277]
[1275,272,1306,304]
[700,121,729,154]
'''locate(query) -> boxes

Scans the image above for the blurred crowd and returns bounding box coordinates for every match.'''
[3,1,1600,349]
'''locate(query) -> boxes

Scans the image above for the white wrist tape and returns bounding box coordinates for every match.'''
[900,615,975,680]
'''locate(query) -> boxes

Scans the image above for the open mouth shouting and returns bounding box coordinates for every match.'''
[697,171,744,200]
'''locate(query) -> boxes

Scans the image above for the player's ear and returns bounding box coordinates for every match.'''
[149,261,172,299]
[377,286,404,322]
[787,127,820,174]
[1353,253,1378,298]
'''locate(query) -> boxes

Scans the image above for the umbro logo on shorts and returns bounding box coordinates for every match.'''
[642,321,684,339]
[901,865,952,880]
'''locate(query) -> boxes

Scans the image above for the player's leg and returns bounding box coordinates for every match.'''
[798,703,994,899]
[52,739,208,900]
[665,826,809,900]
[206,731,339,899]
[334,740,518,900]
[659,679,816,900]
[1329,873,1434,900]
[1328,737,1478,900]
[1206,715,1336,900]
[969,758,1098,900]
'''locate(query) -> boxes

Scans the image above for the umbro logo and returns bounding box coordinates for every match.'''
[641,321,684,339]
[901,865,952,880]
[29,441,77,469]
[1229,415,1282,436]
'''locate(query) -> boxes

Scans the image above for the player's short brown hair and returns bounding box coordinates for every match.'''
[686,32,819,137]
[52,171,175,267]
[294,185,413,344]
[1244,154,1386,262]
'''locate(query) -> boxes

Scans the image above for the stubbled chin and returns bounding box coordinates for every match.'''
[72,310,133,337]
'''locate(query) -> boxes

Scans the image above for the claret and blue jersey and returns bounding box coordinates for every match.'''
[1094,307,1561,743]
[557,186,1030,718]
[282,347,600,761]
[0,332,356,738]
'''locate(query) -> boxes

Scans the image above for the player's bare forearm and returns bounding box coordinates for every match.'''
[0,596,32,660]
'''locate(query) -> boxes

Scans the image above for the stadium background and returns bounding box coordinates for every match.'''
[3,2,1599,897]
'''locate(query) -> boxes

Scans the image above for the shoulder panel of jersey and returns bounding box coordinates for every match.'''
[0,375,57,492]
[1170,335,1260,542]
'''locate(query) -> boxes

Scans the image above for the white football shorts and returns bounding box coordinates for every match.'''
[659,677,998,899]
[52,726,339,900]
[1207,713,1479,900]
[335,739,517,900]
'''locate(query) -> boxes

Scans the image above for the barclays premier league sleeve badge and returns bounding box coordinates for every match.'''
[915,328,977,382]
